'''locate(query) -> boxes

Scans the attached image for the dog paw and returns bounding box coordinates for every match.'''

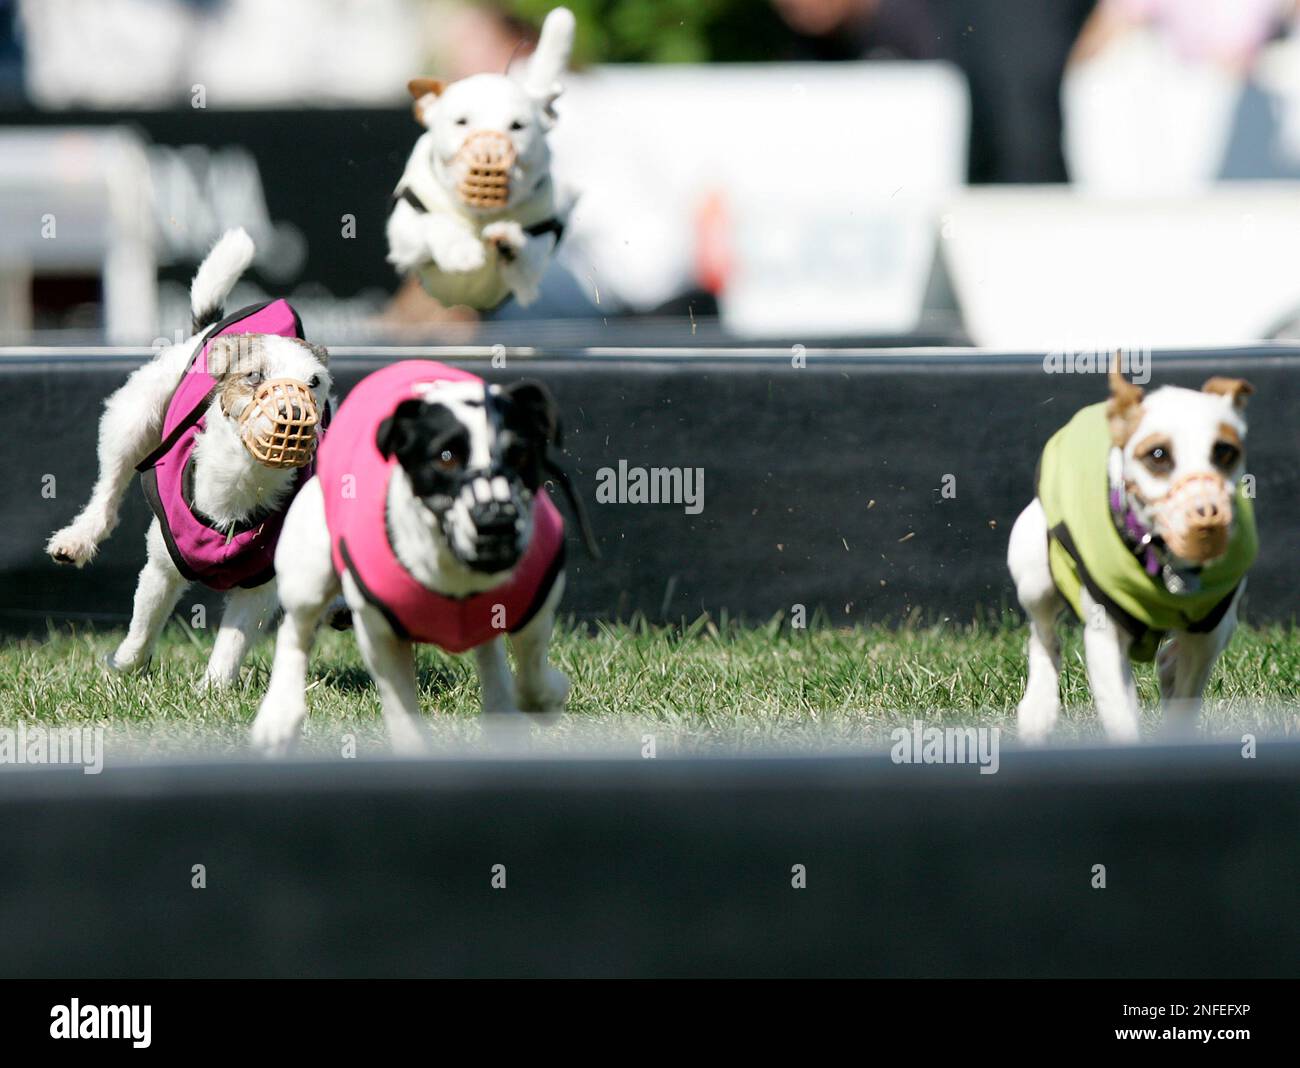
[103,649,148,677]
[483,220,526,262]
[517,668,570,717]
[199,667,237,691]
[249,701,306,757]
[47,526,99,568]
[436,236,487,273]
[1016,696,1058,745]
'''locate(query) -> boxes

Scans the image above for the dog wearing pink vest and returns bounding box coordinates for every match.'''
[251,360,576,755]
[47,229,332,687]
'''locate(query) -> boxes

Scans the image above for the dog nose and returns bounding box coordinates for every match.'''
[1191,499,1222,524]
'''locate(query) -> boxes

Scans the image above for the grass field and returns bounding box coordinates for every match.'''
[1,616,1297,758]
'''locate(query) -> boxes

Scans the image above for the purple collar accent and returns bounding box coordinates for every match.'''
[1109,485,1163,577]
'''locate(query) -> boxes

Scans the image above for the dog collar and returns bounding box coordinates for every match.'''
[1107,447,1201,594]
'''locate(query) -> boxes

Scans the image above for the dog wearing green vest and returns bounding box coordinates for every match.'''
[1008,368,1257,743]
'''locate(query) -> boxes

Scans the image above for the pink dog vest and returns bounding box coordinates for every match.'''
[137,300,317,591]
[319,360,565,652]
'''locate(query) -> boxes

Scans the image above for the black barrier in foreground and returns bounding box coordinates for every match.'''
[2,346,1298,630]
[1,742,1298,978]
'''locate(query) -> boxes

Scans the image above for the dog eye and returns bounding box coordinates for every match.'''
[308,375,320,389]
[509,120,525,131]
[1141,445,1174,473]
[243,371,263,386]
[455,117,468,126]
[1212,441,1241,469]
[434,449,461,471]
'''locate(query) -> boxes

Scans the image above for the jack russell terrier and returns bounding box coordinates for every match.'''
[386,6,575,310]
[250,360,597,755]
[46,229,332,686]
[1009,368,1258,743]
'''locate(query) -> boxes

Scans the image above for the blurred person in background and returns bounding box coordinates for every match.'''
[0,0,23,106]
[770,0,940,61]
[1065,0,1300,189]
[934,0,1096,184]
[768,0,1096,183]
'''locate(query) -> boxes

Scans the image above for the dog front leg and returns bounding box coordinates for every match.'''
[109,519,189,674]
[508,574,569,720]
[1160,583,1244,736]
[474,636,520,715]
[1080,588,1141,743]
[483,222,552,307]
[348,593,426,756]
[424,214,487,274]
[1008,500,1064,743]
[251,477,338,755]
[203,580,281,689]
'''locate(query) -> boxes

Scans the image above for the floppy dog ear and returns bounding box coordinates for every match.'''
[291,338,330,366]
[500,379,561,447]
[1107,366,1145,447]
[408,77,444,125]
[376,399,427,459]
[1202,376,1254,411]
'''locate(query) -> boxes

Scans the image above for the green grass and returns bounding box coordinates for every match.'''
[2,617,1298,757]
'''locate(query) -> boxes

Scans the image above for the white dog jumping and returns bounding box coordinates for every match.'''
[1009,368,1258,743]
[386,6,575,310]
[46,229,332,686]
[250,360,596,755]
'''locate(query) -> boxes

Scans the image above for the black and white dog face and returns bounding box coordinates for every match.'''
[376,379,560,575]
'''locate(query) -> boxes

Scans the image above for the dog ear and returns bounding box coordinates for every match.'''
[408,77,444,124]
[1202,376,1254,411]
[528,83,563,129]
[1107,366,1145,447]
[500,379,562,447]
[375,398,426,459]
[287,337,330,366]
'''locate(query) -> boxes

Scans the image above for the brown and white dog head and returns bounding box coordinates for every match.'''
[406,6,574,215]
[1107,367,1253,565]
[206,334,332,469]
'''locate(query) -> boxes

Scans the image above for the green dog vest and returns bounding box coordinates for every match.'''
[1037,402,1256,662]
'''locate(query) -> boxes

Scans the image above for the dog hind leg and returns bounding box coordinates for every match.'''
[203,580,281,689]
[109,519,189,674]
[1008,500,1065,743]
[47,344,190,566]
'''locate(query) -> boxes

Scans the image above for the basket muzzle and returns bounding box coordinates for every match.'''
[1152,471,1234,563]
[453,130,517,210]
[237,378,320,469]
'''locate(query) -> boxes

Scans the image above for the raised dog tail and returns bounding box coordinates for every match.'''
[191,227,255,333]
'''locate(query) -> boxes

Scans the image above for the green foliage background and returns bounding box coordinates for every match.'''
[509,0,791,64]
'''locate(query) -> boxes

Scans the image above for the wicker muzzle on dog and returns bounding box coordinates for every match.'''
[454,130,517,210]
[1153,471,1234,564]
[236,378,320,469]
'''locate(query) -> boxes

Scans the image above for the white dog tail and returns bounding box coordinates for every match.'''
[191,227,255,332]
[522,6,575,108]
